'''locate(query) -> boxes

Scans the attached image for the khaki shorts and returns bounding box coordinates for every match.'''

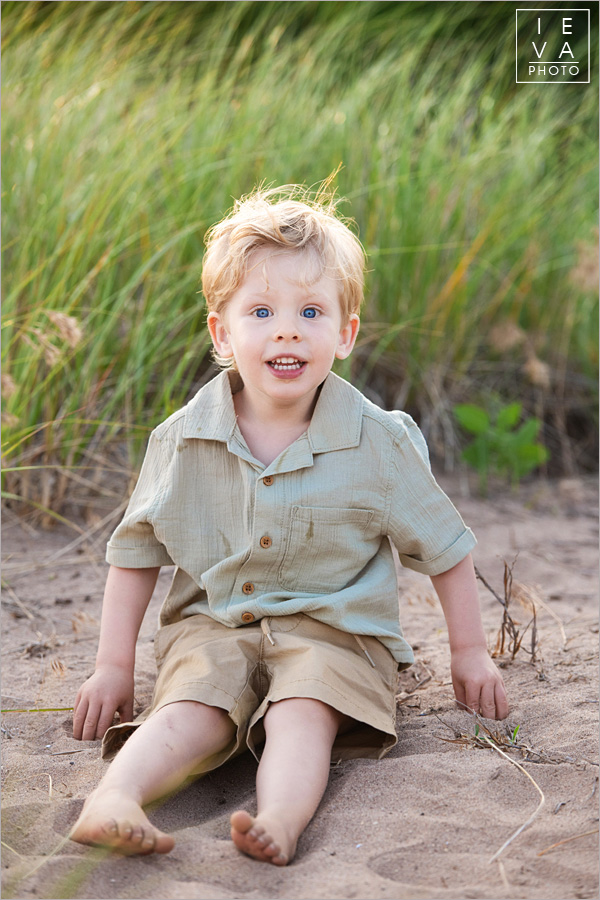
[101,613,399,773]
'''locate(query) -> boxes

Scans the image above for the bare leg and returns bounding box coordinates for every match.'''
[71,701,235,854]
[230,697,344,865]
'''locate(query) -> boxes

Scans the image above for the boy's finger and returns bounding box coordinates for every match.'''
[452,680,466,711]
[72,696,89,740]
[479,682,496,719]
[80,701,101,742]
[119,698,134,724]
[464,683,481,715]
[494,681,510,720]
[96,704,118,740]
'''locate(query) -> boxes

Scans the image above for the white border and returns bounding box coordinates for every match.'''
[516,8,591,84]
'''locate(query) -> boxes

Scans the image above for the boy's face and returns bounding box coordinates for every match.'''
[207,249,359,413]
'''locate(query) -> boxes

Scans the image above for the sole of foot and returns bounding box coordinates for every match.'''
[70,791,175,856]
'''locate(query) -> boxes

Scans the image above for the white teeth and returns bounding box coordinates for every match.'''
[268,357,305,371]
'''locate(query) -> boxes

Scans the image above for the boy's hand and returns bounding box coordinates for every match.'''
[430,556,509,720]
[73,665,134,741]
[450,646,509,720]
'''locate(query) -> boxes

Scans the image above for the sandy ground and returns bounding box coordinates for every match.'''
[1,473,598,900]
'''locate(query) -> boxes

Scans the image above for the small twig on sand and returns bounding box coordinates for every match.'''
[476,560,542,666]
[2,586,37,622]
[485,736,546,863]
[537,828,599,857]
[584,776,599,800]
[1,840,24,860]
[526,592,567,649]
[475,565,507,609]
[50,748,87,756]
[18,835,73,882]
[37,773,53,799]
[1,707,74,713]
[496,860,511,894]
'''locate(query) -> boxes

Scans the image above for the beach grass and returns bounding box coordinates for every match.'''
[2,1,598,510]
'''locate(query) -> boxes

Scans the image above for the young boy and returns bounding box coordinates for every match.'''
[70,185,508,865]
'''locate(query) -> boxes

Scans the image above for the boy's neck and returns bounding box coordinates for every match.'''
[232,385,319,466]
[233,384,318,430]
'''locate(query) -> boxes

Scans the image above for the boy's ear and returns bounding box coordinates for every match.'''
[207,311,234,359]
[335,314,360,360]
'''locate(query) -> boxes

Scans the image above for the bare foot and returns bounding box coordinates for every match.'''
[70,788,174,855]
[230,809,296,866]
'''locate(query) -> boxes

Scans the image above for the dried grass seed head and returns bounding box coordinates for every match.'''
[202,185,365,368]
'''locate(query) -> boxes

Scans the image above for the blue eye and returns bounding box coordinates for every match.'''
[302,307,318,319]
[254,308,271,318]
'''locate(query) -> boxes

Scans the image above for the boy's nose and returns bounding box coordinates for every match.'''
[273,319,301,341]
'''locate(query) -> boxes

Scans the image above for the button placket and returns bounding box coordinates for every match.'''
[234,471,281,614]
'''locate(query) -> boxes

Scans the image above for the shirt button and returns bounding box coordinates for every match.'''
[242,582,255,595]
[241,612,255,623]
[259,536,272,549]
[262,475,274,486]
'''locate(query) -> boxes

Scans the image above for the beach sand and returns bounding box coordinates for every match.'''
[2,474,598,900]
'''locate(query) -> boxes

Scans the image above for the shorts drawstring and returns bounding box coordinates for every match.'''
[261,617,275,645]
[354,634,377,668]
[261,618,375,666]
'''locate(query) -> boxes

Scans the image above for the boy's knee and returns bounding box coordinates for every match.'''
[264,697,344,732]
[158,700,234,735]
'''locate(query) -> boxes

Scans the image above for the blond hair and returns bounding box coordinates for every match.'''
[202,183,365,328]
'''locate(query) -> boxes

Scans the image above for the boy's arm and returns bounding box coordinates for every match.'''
[430,553,509,720]
[72,565,160,741]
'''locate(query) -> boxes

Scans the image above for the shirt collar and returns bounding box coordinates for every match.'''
[307,371,363,453]
[182,369,363,462]
[182,370,242,443]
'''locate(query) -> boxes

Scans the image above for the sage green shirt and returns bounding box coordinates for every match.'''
[106,371,476,667]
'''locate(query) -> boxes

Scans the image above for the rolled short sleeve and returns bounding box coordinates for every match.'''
[106,432,175,568]
[386,417,476,576]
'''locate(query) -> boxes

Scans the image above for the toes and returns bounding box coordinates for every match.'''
[69,801,174,857]
[230,810,291,865]
[95,820,155,854]
[155,832,175,854]
[129,825,144,845]
[230,810,254,834]
[128,826,156,854]
[141,835,156,854]
[138,828,155,852]
[263,840,281,857]
[100,819,119,839]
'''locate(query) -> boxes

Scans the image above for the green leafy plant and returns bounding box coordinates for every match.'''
[453,402,549,493]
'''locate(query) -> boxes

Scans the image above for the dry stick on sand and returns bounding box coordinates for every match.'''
[496,860,512,895]
[446,705,547,863]
[12,835,74,886]
[1,707,74,713]
[1,840,25,861]
[2,586,37,622]
[484,736,546,863]
[475,559,540,662]
[537,828,600,857]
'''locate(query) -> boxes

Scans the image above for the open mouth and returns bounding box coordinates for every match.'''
[267,357,307,372]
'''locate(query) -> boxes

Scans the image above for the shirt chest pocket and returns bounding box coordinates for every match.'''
[278,506,375,594]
